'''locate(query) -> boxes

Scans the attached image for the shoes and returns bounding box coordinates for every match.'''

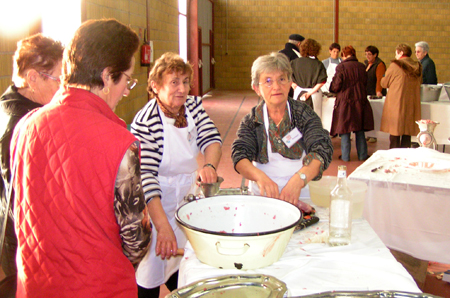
[338,155,350,162]
[359,154,371,161]
[367,137,377,143]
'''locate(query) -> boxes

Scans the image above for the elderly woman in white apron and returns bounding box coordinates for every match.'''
[231,52,333,212]
[131,52,222,298]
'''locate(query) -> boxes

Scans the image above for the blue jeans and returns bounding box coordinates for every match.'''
[340,130,368,161]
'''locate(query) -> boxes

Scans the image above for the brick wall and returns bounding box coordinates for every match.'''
[213,0,450,90]
[85,0,179,123]
[2,1,450,119]
[0,0,179,124]
[0,28,32,96]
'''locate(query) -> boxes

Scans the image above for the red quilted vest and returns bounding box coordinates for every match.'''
[12,88,139,297]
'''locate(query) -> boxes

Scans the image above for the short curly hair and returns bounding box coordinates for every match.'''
[12,33,64,88]
[396,43,412,57]
[300,38,321,57]
[250,52,292,87]
[147,52,193,98]
[341,45,357,58]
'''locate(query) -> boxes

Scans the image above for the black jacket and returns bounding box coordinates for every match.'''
[279,43,300,61]
[364,57,387,96]
[420,54,437,84]
[0,84,41,277]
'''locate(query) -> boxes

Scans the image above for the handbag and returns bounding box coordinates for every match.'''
[0,176,17,298]
[0,126,21,298]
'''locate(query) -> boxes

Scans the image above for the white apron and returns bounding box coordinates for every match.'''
[136,108,199,289]
[249,103,309,198]
[293,86,323,118]
[321,58,339,93]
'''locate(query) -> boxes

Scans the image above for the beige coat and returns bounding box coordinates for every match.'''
[380,57,422,136]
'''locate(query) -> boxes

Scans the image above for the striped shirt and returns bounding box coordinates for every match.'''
[131,96,222,204]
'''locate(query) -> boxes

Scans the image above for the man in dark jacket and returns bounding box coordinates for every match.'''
[280,34,305,97]
[279,34,305,61]
[415,41,437,84]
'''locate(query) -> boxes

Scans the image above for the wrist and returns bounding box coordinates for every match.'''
[296,172,308,187]
[203,163,216,171]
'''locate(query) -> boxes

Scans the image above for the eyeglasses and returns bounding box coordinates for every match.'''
[39,72,60,83]
[259,77,290,88]
[122,72,138,90]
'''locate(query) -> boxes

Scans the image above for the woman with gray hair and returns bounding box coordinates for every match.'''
[232,52,333,211]
[0,33,63,296]
[415,41,437,84]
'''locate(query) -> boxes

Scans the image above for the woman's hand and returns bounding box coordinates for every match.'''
[198,165,217,184]
[256,172,280,199]
[302,92,312,100]
[198,143,221,184]
[280,174,303,205]
[147,197,178,260]
[155,222,178,260]
[234,159,279,198]
[280,173,313,213]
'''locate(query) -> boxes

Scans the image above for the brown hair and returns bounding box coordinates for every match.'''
[329,43,341,51]
[147,52,193,98]
[341,45,357,58]
[365,45,379,57]
[12,33,64,88]
[396,43,412,57]
[62,19,139,89]
[299,38,321,58]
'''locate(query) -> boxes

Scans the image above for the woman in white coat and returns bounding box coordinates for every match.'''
[131,52,222,298]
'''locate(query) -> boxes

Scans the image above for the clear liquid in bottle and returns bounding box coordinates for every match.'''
[328,165,352,246]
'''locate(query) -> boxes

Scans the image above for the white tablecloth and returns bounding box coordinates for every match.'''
[178,200,421,296]
[349,148,450,264]
[320,96,450,145]
[364,98,450,145]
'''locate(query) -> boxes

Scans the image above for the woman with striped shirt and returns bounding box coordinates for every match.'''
[131,52,222,298]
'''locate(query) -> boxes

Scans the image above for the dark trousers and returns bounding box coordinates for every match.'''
[389,135,411,149]
[340,130,368,161]
[138,271,178,298]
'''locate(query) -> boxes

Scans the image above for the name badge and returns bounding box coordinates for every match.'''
[282,127,302,148]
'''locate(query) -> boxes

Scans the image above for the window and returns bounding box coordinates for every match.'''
[42,0,81,45]
[178,0,187,62]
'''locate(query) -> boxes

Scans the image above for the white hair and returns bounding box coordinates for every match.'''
[415,41,429,53]
[250,52,292,87]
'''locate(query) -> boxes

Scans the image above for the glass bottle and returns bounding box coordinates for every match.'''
[328,165,353,246]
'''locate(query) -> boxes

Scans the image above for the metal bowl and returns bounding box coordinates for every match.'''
[443,83,450,100]
[199,176,224,197]
[420,84,442,102]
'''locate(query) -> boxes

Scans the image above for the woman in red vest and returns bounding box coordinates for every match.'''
[10,19,152,297]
